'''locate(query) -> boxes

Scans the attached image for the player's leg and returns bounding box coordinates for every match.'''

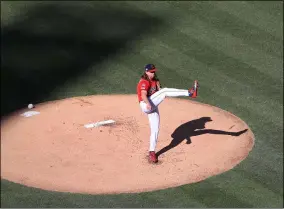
[139,81,198,113]
[149,87,190,107]
[148,108,160,151]
[147,108,160,163]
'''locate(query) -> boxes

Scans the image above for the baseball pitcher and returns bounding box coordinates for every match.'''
[137,64,199,163]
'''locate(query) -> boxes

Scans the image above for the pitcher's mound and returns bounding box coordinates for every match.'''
[1,95,254,194]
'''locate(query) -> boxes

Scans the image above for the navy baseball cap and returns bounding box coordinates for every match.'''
[145,64,157,72]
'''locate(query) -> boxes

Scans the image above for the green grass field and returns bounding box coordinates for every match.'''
[1,1,283,208]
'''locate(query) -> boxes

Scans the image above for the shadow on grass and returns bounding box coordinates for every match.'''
[1,2,165,117]
[156,117,248,157]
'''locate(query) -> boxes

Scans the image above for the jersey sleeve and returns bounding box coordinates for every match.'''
[139,80,150,92]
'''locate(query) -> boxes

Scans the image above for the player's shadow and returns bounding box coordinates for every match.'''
[1,2,166,117]
[156,117,248,158]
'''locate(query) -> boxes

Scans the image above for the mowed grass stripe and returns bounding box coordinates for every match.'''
[203,2,283,59]
[142,185,236,208]
[174,17,282,80]
[205,170,282,207]
[1,179,147,208]
[0,179,211,208]
[211,1,283,40]
[125,1,175,15]
[246,1,283,18]
[176,180,254,208]
[172,1,282,60]
[236,152,283,195]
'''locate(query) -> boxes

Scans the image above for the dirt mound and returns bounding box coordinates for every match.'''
[1,95,254,194]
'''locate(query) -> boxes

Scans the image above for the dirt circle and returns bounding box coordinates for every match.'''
[1,95,254,194]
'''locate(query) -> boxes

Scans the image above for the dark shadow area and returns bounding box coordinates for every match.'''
[1,2,165,117]
[156,117,248,157]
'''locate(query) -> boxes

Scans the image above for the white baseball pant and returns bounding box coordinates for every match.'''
[139,88,189,151]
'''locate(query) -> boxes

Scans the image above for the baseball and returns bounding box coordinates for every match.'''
[28,104,34,109]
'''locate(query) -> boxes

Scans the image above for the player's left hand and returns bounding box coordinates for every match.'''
[146,103,152,111]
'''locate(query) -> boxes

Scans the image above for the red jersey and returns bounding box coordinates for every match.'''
[137,78,159,102]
